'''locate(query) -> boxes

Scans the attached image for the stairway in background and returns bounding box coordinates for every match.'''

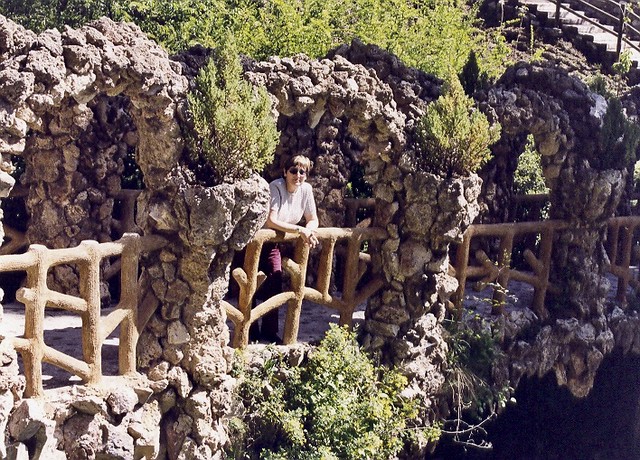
[518,0,640,68]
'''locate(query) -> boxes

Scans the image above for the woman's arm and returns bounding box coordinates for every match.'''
[265,210,302,234]
[266,210,319,247]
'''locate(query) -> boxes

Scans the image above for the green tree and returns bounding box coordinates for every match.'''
[0,0,114,32]
[415,74,501,177]
[595,97,640,170]
[114,0,509,80]
[3,0,510,81]
[186,35,278,185]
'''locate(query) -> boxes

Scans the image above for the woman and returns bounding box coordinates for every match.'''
[254,155,319,343]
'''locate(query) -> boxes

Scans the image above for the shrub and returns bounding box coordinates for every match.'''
[112,0,509,81]
[0,0,112,32]
[414,74,501,177]
[594,97,640,171]
[514,134,549,196]
[227,325,437,459]
[458,50,489,96]
[185,36,278,185]
[442,314,512,450]
[588,74,613,98]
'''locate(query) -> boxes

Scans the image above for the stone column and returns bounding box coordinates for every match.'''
[550,158,626,319]
[362,162,482,421]
[136,168,269,458]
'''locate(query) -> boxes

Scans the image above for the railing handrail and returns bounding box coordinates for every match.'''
[223,225,388,347]
[452,215,640,319]
[536,0,640,59]
[0,233,146,397]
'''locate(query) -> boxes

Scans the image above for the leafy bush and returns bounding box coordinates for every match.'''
[113,0,509,81]
[414,74,501,177]
[4,0,511,83]
[228,325,437,459]
[442,314,512,450]
[593,97,640,170]
[0,0,112,32]
[514,134,549,196]
[185,36,278,184]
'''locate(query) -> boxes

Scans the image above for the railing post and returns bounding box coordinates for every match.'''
[339,234,362,326]
[452,229,472,320]
[119,233,140,374]
[79,240,102,385]
[232,239,264,348]
[17,245,48,397]
[282,239,310,345]
[617,0,628,58]
[494,233,515,315]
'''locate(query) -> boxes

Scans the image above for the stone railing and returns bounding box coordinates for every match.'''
[0,233,149,397]
[223,226,388,348]
[452,216,640,318]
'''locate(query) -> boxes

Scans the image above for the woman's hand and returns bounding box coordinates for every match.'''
[299,227,319,248]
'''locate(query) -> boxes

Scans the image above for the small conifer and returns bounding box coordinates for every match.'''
[186,35,278,185]
[415,74,501,177]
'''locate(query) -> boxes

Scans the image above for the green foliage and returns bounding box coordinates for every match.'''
[613,49,633,77]
[513,135,549,196]
[0,0,113,32]
[228,325,435,459]
[444,314,512,425]
[3,0,511,82]
[594,97,640,170]
[414,74,501,177]
[458,50,488,96]
[446,319,498,382]
[112,0,509,81]
[111,0,228,52]
[186,36,278,184]
[588,74,613,99]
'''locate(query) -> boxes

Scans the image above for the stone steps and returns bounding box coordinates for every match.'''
[519,0,640,67]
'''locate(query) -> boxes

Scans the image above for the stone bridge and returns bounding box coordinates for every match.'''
[0,14,639,459]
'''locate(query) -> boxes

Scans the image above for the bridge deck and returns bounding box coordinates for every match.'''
[1,269,631,392]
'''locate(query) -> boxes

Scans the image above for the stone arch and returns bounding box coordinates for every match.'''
[243,42,483,393]
[0,16,188,294]
[244,40,442,227]
[0,16,270,456]
[477,62,622,225]
[476,62,628,396]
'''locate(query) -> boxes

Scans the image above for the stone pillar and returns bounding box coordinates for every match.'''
[136,169,269,458]
[362,162,482,423]
[550,158,626,319]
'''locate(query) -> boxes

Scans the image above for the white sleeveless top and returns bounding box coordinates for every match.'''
[268,178,317,225]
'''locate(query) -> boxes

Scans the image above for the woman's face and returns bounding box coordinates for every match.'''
[284,164,307,191]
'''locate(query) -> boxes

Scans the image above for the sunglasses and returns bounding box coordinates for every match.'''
[288,167,307,176]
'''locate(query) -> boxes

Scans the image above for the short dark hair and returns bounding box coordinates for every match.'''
[284,155,313,172]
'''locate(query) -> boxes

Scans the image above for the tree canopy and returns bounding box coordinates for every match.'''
[1,0,511,80]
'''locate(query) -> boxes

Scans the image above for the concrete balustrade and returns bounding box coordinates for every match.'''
[223,226,387,348]
[0,233,143,397]
[452,216,640,319]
